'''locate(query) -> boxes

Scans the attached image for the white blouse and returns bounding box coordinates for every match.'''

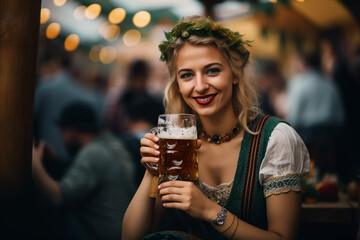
[198,123,310,204]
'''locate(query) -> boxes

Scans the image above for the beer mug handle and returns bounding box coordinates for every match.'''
[145,127,159,176]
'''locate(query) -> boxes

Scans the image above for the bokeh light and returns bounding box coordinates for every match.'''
[89,45,103,62]
[123,29,141,47]
[40,8,51,24]
[108,8,126,24]
[99,46,117,64]
[53,0,67,7]
[133,11,151,28]
[46,22,61,39]
[85,4,102,20]
[64,34,80,52]
[103,24,121,41]
[73,6,86,20]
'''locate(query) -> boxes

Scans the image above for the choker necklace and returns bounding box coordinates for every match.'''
[200,123,241,144]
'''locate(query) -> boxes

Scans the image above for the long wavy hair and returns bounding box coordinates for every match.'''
[163,17,260,134]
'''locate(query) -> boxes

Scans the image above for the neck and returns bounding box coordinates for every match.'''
[199,108,238,136]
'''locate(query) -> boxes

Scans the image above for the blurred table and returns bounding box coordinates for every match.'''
[301,192,358,224]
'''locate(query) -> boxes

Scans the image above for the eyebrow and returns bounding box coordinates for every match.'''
[177,62,223,75]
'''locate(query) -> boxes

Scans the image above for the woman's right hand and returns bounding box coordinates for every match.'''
[140,133,160,176]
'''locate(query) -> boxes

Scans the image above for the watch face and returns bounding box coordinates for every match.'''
[214,207,227,226]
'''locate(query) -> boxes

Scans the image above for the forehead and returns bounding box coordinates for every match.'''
[176,43,228,69]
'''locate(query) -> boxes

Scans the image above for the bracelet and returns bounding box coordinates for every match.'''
[229,216,238,240]
[220,213,236,233]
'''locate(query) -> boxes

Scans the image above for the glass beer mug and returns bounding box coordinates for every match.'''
[148,114,199,185]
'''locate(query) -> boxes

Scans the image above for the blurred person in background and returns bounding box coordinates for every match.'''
[320,30,360,182]
[254,60,287,119]
[34,39,104,179]
[104,59,163,135]
[32,100,136,240]
[286,51,344,177]
[120,94,164,187]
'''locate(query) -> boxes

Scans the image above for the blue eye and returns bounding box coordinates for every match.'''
[207,68,220,75]
[180,73,193,79]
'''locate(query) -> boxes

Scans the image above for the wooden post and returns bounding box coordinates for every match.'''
[0,1,41,199]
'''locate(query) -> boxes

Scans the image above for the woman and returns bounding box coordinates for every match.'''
[122,16,310,240]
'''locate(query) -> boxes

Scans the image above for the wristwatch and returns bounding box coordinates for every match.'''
[213,206,227,226]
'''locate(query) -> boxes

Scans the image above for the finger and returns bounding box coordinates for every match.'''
[158,180,191,189]
[159,185,185,196]
[196,139,202,149]
[161,193,184,203]
[140,146,160,157]
[140,138,159,150]
[144,133,159,142]
[141,156,159,164]
[162,202,189,210]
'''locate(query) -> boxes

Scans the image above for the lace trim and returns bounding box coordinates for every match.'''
[263,173,303,198]
[197,179,234,206]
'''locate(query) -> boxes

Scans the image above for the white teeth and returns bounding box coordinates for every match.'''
[197,95,214,102]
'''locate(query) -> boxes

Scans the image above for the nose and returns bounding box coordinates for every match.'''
[194,74,209,93]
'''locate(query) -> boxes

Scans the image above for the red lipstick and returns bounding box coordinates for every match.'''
[193,94,217,105]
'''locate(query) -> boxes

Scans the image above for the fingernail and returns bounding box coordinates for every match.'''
[158,184,162,189]
[154,144,159,149]
[155,150,160,155]
[154,136,159,141]
[155,157,159,161]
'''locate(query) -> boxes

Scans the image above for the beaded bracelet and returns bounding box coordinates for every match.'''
[221,213,236,233]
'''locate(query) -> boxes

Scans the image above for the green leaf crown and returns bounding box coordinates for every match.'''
[159,17,252,62]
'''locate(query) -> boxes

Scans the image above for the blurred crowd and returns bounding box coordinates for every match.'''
[30,27,360,239]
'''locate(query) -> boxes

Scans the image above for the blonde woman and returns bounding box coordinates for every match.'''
[122,16,310,240]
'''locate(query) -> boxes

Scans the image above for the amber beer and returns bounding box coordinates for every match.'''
[153,114,198,185]
[158,137,199,184]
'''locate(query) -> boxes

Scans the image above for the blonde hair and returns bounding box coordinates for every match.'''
[163,17,260,134]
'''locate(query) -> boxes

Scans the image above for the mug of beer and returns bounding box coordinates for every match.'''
[148,114,199,185]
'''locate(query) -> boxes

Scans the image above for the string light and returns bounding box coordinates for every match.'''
[40,8,51,24]
[74,6,86,20]
[103,24,120,41]
[123,29,141,47]
[133,11,151,28]
[108,8,126,24]
[85,4,101,20]
[89,45,103,62]
[64,34,80,52]
[46,22,61,39]
[53,0,67,7]
[99,46,117,64]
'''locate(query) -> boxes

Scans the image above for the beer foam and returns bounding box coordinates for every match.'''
[158,126,197,140]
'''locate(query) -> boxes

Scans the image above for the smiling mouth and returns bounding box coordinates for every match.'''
[193,94,217,105]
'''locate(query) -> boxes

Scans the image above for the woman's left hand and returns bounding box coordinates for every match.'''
[158,180,218,221]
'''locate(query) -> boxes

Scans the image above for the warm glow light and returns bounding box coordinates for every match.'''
[46,22,61,39]
[103,24,120,41]
[296,0,305,2]
[85,4,102,20]
[73,6,86,20]
[108,8,126,24]
[99,46,117,64]
[133,11,151,28]
[123,29,141,47]
[89,45,103,62]
[269,0,277,2]
[53,0,67,7]
[40,8,51,24]
[64,34,80,52]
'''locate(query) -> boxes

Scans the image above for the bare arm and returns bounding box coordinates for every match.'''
[159,180,302,240]
[32,142,62,206]
[212,191,302,240]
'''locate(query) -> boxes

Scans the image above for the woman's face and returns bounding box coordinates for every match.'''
[176,42,238,118]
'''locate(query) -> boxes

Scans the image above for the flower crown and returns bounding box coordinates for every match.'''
[159,17,252,63]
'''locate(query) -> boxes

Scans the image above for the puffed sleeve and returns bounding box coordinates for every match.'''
[259,122,310,198]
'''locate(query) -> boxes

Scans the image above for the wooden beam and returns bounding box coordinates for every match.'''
[0,0,41,199]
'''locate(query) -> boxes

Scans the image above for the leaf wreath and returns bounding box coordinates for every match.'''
[159,17,252,63]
